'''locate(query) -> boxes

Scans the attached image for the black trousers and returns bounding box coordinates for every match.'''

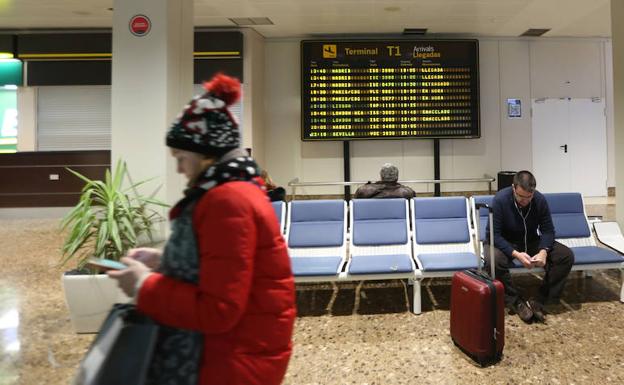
[484,240,575,306]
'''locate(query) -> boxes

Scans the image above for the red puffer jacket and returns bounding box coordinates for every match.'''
[137,181,296,385]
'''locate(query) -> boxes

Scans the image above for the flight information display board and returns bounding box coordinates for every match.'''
[301,40,480,140]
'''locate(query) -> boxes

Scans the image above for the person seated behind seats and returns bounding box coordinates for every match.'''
[260,169,286,202]
[354,163,416,199]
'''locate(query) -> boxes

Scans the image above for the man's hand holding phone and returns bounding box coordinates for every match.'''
[513,250,534,269]
[530,250,547,268]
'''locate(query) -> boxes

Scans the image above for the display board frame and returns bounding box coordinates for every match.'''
[301,39,480,141]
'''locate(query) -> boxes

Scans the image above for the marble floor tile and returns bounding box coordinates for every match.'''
[0,204,623,385]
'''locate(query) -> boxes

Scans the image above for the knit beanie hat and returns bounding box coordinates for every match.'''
[166,73,241,157]
[380,163,399,182]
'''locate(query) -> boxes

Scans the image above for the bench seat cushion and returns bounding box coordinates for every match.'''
[348,254,413,275]
[417,252,479,272]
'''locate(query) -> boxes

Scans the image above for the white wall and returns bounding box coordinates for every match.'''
[8,36,616,195]
[111,0,193,208]
[611,0,624,225]
[16,87,36,152]
[605,41,616,188]
[264,37,614,195]
[242,28,267,168]
[499,41,532,171]
[530,41,604,98]
[265,42,315,190]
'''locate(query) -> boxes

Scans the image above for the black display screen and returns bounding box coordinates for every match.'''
[301,39,480,140]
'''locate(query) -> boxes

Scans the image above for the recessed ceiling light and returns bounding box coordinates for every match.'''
[230,18,253,26]
[520,28,551,37]
[403,28,428,35]
[250,17,273,25]
[229,17,274,26]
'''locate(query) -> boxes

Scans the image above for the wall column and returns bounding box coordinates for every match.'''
[111,0,193,208]
[241,29,266,167]
[611,0,624,226]
[16,87,36,151]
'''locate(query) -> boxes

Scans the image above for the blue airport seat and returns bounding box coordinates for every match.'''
[347,198,415,277]
[286,200,347,281]
[271,201,286,234]
[543,193,623,269]
[412,197,478,272]
[411,196,479,314]
[471,195,494,242]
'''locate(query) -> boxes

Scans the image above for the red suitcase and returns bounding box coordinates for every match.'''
[450,203,504,366]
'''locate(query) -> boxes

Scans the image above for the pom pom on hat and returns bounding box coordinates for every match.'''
[166,73,241,157]
[203,73,241,106]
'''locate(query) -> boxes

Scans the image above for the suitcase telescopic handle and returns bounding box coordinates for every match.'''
[475,203,495,280]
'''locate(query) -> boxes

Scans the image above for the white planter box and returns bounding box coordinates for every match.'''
[62,273,131,333]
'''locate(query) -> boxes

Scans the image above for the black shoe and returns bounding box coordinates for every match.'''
[528,300,546,323]
[510,300,534,323]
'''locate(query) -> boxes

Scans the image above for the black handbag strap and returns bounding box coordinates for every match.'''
[74,304,159,385]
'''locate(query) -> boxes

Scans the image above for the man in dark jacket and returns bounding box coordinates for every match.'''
[485,170,574,323]
[354,163,416,199]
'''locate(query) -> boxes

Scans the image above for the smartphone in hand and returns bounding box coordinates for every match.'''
[86,257,128,271]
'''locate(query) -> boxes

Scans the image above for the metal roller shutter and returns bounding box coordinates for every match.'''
[37,86,111,151]
[36,85,241,151]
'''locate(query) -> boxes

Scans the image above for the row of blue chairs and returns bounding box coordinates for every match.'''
[271,193,624,314]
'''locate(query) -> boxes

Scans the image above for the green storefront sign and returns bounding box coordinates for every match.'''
[0,88,17,153]
[0,59,22,86]
[0,60,21,152]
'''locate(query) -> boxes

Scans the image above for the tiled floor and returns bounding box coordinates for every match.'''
[0,219,94,385]
[0,202,622,385]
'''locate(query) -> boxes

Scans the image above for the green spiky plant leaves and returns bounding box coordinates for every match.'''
[60,160,168,269]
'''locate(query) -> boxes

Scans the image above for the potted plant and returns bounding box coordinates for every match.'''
[60,160,167,333]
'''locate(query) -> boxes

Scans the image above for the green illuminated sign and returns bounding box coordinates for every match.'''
[0,88,17,153]
[0,60,22,86]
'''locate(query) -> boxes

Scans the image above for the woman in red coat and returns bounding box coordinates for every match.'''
[109,74,296,385]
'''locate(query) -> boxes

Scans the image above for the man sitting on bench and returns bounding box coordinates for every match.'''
[485,170,575,323]
[354,163,415,199]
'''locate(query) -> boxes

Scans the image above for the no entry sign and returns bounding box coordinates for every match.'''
[129,15,151,37]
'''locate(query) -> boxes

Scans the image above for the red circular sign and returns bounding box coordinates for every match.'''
[129,15,151,37]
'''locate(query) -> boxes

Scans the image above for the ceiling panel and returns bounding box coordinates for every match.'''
[0,0,612,38]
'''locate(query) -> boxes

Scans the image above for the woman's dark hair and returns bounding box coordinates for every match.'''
[513,170,536,193]
[268,187,286,202]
